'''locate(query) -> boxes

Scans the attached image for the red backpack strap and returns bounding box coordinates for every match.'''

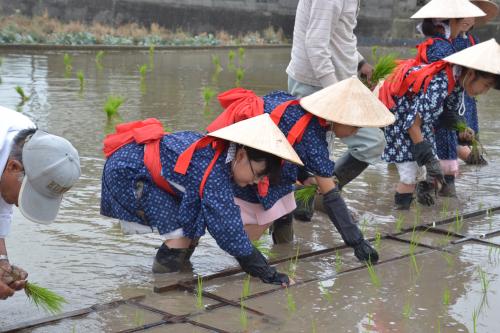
[144,141,176,195]
[287,113,314,146]
[199,141,227,198]
[468,34,476,46]
[207,88,264,132]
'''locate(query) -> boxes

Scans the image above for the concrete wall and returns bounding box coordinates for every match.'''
[0,0,499,43]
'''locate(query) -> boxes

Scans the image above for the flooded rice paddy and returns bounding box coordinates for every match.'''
[0,47,499,332]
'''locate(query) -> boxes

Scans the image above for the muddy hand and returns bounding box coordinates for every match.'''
[0,280,15,300]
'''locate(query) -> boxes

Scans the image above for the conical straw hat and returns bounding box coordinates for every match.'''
[299,76,395,128]
[471,0,499,26]
[208,113,304,166]
[411,0,486,19]
[443,38,500,74]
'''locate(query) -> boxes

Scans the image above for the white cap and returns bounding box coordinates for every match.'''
[18,131,81,224]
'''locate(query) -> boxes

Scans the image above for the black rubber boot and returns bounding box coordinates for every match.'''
[394,192,413,210]
[333,153,369,189]
[269,214,294,244]
[439,175,456,197]
[353,240,379,264]
[293,184,315,222]
[152,243,196,274]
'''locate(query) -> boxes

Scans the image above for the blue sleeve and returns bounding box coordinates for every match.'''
[200,172,253,258]
[426,39,455,62]
[295,117,334,177]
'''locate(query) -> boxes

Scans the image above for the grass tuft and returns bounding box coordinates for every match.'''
[103,95,124,120]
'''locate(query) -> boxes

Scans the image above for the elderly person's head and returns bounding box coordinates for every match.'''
[0,129,80,224]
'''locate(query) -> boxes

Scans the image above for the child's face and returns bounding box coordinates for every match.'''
[463,70,496,97]
[331,123,359,138]
[456,17,475,32]
[232,149,267,187]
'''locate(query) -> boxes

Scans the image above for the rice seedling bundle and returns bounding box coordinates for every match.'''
[24,281,67,315]
[294,184,317,210]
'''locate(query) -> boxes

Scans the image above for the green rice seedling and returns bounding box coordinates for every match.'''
[478,201,484,210]
[402,300,412,319]
[252,239,275,259]
[71,324,76,333]
[133,310,145,326]
[472,307,479,333]
[287,246,300,280]
[442,286,450,305]
[335,250,342,272]
[148,44,155,70]
[436,318,441,333]
[294,184,317,210]
[104,96,124,120]
[374,230,382,252]
[202,86,216,108]
[235,67,245,87]
[409,226,425,275]
[454,209,464,233]
[138,64,148,81]
[239,300,248,331]
[414,203,422,226]
[318,283,333,303]
[196,275,204,309]
[76,70,84,92]
[63,53,73,76]
[311,318,317,333]
[477,267,489,294]
[24,282,67,314]
[238,47,245,65]
[367,312,373,326]
[363,47,398,88]
[365,261,381,288]
[360,217,369,236]
[395,213,404,233]
[211,55,223,83]
[442,252,455,268]
[95,50,104,70]
[228,50,236,71]
[15,86,30,104]
[242,274,251,300]
[285,287,296,314]
[440,198,450,218]
[454,121,487,163]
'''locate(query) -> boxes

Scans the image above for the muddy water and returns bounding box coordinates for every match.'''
[0,47,499,331]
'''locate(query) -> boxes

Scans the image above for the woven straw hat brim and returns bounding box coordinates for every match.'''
[299,76,395,128]
[471,0,499,26]
[411,0,487,19]
[208,113,304,166]
[444,38,500,75]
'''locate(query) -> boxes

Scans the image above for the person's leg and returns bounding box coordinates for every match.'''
[153,235,198,274]
[287,76,322,98]
[336,127,386,188]
[394,162,419,210]
[244,223,273,241]
[269,213,294,244]
[435,128,459,197]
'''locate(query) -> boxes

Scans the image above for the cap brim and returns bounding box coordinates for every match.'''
[18,177,62,224]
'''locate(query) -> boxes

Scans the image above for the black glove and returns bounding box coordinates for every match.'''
[412,141,445,186]
[297,166,314,184]
[437,109,464,130]
[416,181,435,206]
[236,247,290,285]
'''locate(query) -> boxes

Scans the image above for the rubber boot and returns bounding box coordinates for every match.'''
[269,214,294,244]
[152,243,196,274]
[293,184,315,222]
[439,175,456,197]
[333,153,369,189]
[394,192,413,210]
[353,239,379,264]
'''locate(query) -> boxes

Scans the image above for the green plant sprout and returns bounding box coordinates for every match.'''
[395,213,405,233]
[319,283,333,303]
[477,267,489,294]
[367,312,373,326]
[285,287,296,314]
[402,300,412,319]
[196,275,204,309]
[478,201,484,210]
[311,318,317,333]
[228,50,236,71]
[409,226,426,275]
[148,44,155,70]
[238,47,245,65]
[202,86,216,108]
[24,282,67,314]
[294,184,317,210]
[133,310,145,326]
[440,198,450,218]
[287,246,300,280]
[95,50,104,70]
[363,46,398,88]
[414,203,422,226]
[103,95,124,120]
[76,70,84,92]
[235,67,245,87]
[436,318,441,333]
[472,307,479,333]
[211,55,223,83]
[454,209,464,233]
[365,261,381,288]
[252,239,275,259]
[335,250,342,272]
[374,230,382,252]
[487,246,500,265]
[455,121,487,164]
[63,53,73,76]
[15,86,30,104]
[138,64,148,81]
[360,217,369,236]
[239,274,251,331]
[442,286,450,305]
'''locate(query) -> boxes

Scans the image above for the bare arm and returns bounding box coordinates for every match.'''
[408,114,423,144]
